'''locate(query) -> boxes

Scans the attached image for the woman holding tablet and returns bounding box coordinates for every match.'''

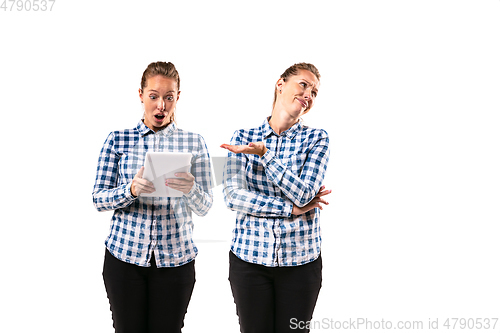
[93,61,213,333]
[221,63,331,333]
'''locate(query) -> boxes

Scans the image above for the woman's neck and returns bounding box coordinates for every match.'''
[143,119,172,133]
[268,108,299,135]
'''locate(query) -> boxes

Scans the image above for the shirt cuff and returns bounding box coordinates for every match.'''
[125,182,136,200]
[260,149,275,168]
[183,181,199,199]
[282,199,293,217]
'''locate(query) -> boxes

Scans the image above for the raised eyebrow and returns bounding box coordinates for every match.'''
[148,89,176,93]
[148,90,176,96]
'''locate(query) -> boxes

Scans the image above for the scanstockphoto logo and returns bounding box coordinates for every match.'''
[289,317,500,331]
[290,318,426,331]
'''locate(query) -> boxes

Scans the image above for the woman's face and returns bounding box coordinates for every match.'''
[276,69,319,118]
[139,75,180,132]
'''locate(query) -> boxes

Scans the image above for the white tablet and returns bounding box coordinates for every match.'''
[141,152,192,197]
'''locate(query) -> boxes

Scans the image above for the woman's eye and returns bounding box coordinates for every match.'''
[150,95,157,100]
[300,82,307,87]
[166,96,174,101]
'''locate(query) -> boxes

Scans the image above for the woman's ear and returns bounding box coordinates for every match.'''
[138,88,144,103]
[276,78,284,94]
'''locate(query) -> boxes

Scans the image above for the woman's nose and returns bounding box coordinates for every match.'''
[304,87,314,100]
[158,99,165,110]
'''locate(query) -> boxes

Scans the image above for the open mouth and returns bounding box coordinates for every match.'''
[154,114,165,121]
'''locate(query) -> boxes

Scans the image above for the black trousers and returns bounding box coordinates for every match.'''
[229,251,322,333]
[102,249,195,333]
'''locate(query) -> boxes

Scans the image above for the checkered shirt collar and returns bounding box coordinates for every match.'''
[136,120,178,137]
[262,116,303,140]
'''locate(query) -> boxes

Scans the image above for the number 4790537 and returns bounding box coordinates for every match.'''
[1,0,56,11]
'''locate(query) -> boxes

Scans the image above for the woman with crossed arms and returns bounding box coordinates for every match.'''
[221,62,331,333]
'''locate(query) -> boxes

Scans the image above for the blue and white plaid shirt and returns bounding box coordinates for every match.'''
[93,120,213,268]
[223,118,330,267]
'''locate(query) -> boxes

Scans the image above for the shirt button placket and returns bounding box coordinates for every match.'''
[152,217,157,247]
[274,222,281,266]
[274,133,285,266]
[155,132,161,152]
[152,134,159,250]
[276,136,282,156]
[151,133,161,249]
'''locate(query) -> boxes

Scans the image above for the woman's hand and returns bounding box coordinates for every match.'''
[131,166,156,197]
[165,172,195,194]
[291,186,331,215]
[220,142,268,157]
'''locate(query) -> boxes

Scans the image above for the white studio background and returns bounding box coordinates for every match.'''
[1,0,499,332]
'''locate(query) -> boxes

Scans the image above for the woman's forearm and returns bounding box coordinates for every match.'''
[261,137,329,207]
[92,183,136,212]
[183,182,213,217]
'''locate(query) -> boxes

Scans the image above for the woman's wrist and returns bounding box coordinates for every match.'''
[130,182,137,197]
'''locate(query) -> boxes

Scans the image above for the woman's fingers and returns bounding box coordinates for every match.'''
[165,172,195,184]
[131,167,156,196]
[292,196,329,215]
[221,144,249,154]
[136,178,156,193]
[220,142,267,157]
[220,144,242,153]
[137,166,145,178]
[174,172,195,181]
[306,196,329,212]
[314,197,329,206]
[140,179,156,193]
[165,172,195,194]
[315,187,332,198]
